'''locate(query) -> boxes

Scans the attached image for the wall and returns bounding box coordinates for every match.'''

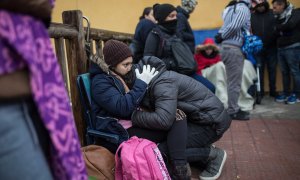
[52,0,300,93]
[52,0,300,33]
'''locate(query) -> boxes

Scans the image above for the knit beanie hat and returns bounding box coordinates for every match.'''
[103,40,132,67]
[153,3,176,24]
[181,0,198,13]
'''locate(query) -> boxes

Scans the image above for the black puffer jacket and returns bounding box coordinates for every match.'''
[131,56,231,136]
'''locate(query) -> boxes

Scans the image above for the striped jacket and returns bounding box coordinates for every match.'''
[218,0,251,47]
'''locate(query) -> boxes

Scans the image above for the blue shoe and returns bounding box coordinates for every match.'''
[275,94,288,103]
[286,94,300,105]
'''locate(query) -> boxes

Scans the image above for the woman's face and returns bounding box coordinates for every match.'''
[205,48,213,56]
[272,2,285,15]
[165,10,177,21]
[145,9,157,23]
[114,57,133,76]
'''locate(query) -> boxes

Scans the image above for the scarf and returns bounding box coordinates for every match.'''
[110,71,130,93]
[275,3,294,24]
[0,9,87,180]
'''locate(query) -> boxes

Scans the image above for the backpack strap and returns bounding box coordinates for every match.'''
[114,143,125,180]
[151,27,165,58]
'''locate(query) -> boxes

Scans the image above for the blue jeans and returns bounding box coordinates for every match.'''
[255,48,278,95]
[278,46,300,97]
[0,99,53,180]
[191,73,216,94]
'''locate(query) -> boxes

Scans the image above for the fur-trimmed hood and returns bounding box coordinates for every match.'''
[195,38,219,54]
[89,55,110,77]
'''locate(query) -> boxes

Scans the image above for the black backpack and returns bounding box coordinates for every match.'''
[152,28,197,75]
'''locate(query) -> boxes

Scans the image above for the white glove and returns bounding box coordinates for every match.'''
[135,65,159,84]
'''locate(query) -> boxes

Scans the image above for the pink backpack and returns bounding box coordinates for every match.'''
[115,136,171,180]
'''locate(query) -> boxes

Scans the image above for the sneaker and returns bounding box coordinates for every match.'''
[275,94,288,102]
[286,94,300,105]
[230,109,250,120]
[199,147,227,180]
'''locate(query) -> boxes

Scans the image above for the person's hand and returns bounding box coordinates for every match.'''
[135,65,159,84]
[214,33,223,44]
[176,109,186,121]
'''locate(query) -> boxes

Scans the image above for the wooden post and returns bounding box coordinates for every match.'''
[62,10,87,146]
[54,37,69,92]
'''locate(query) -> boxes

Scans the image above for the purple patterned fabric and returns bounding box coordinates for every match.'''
[0,10,87,180]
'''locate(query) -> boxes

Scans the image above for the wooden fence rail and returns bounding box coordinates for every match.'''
[48,10,133,145]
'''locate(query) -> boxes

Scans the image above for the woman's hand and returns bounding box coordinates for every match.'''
[176,109,186,121]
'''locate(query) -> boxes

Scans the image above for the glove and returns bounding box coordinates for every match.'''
[214,33,223,44]
[135,65,159,84]
[175,109,186,121]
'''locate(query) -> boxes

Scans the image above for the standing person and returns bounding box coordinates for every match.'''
[272,0,300,104]
[251,0,278,98]
[176,0,198,53]
[131,7,156,63]
[144,3,216,93]
[90,40,190,179]
[0,0,87,179]
[132,56,231,180]
[214,0,252,120]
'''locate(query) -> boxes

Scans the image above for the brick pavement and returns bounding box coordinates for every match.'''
[191,96,300,180]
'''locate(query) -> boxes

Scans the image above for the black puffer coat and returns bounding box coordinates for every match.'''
[131,56,231,136]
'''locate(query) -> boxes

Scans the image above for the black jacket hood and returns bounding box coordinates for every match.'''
[253,1,270,13]
[135,56,167,77]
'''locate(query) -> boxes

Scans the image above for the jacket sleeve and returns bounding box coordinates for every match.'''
[143,32,160,57]
[140,22,156,46]
[131,78,178,130]
[176,14,194,41]
[221,6,249,39]
[91,75,147,118]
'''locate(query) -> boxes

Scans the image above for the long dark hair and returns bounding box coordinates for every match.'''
[139,7,153,20]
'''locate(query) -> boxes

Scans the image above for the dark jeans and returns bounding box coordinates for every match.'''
[158,122,222,167]
[255,48,278,95]
[191,73,216,94]
[278,45,300,97]
[185,123,222,165]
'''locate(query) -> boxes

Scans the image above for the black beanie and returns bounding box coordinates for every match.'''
[153,3,176,24]
[103,40,132,67]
